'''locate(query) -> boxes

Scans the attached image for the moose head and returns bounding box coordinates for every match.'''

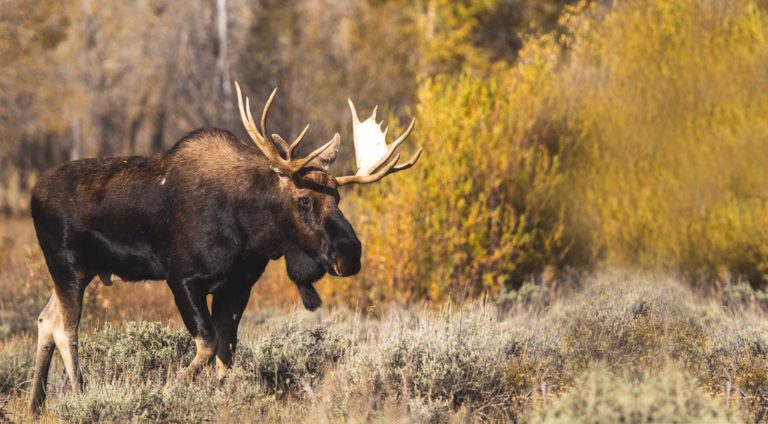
[233,82,422,289]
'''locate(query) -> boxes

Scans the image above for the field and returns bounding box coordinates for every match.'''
[1,219,767,423]
[3,0,768,422]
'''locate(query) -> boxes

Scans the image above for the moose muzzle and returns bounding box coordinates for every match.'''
[324,211,361,277]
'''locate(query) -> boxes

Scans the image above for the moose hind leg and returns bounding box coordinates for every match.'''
[53,285,86,393]
[28,285,86,413]
[29,295,57,413]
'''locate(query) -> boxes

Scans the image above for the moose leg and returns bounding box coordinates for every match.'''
[29,268,87,413]
[168,280,218,378]
[54,285,86,393]
[212,287,252,380]
[29,294,57,412]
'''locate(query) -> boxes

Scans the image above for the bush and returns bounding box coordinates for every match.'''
[0,336,32,394]
[52,381,223,423]
[321,0,768,305]
[558,0,768,288]
[53,383,171,423]
[79,321,194,382]
[550,275,708,371]
[1,273,766,422]
[533,366,744,424]
[250,322,351,395]
[335,47,576,305]
[327,304,540,420]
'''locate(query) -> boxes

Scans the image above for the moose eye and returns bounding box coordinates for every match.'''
[298,196,312,211]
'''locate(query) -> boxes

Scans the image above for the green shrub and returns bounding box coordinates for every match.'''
[3,274,766,422]
[406,397,453,424]
[52,380,222,423]
[0,336,32,394]
[551,275,706,370]
[53,383,171,423]
[79,321,194,382]
[251,322,351,395]
[352,304,535,419]
[533,366,744,424]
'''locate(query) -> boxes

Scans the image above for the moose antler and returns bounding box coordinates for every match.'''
[234,81,338,175]
[335,100,422,186]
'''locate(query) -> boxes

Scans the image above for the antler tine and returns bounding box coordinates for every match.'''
[388,147,422,174]
[245,97,259,138]
[368,118,416,174]
[271,134,291,156]
[336,153,401,186]
[234,82,290,172]
[260,88,278,146]
[292,134,339,172]
[288,124,310,160]
[391,118,416,148]
[270,124,310,161]
[236,82,265,146]
[348,98,360,123]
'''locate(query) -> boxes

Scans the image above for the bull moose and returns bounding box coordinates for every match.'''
[28,82,422,412]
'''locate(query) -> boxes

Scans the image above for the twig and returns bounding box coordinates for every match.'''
[14,379,32,394]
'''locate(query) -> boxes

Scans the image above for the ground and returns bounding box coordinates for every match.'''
[0,219,767,423]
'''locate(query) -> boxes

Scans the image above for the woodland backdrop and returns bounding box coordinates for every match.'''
[2,0,768,306]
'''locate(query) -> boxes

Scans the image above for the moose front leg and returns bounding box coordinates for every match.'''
[167,279,218,378]
[212,287,252,380]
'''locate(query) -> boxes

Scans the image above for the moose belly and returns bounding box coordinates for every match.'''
[80,230,167,282]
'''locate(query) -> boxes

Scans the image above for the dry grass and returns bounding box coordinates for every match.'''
[1,220,767,423]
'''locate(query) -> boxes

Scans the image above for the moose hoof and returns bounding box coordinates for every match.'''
[215,360,230,382]
[178,364,204,381]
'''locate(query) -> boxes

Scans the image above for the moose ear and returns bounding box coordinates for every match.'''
[308,133,340,171]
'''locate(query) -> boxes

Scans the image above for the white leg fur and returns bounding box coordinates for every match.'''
[31,291,83,401]
[29,295,57,412]
[180,338,217,379]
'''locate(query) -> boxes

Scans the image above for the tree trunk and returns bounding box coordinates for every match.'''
[216,0,232,128]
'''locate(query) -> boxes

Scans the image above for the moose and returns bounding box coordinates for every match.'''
[28,82,422,412]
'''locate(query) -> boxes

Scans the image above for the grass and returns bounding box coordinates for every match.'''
[1,220,767,422]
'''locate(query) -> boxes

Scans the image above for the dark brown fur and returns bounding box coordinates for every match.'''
[28,128,361,412]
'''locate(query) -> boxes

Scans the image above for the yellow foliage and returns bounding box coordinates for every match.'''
[323,0,768,305]
[327,39,573,305]
[559,0,768,285]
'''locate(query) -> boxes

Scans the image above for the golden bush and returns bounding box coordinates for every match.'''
[331,39,574,305]
[559,0,768,286]
[324,0,768,305]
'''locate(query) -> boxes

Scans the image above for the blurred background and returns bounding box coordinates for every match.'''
[2,0,768,317]
[0,0,564,198]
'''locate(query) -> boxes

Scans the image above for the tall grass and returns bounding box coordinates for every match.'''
[0,221,765,421]
[1,272,766,422]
